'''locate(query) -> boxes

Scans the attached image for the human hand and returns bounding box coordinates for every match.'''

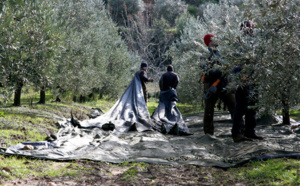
[204,86,217,99]
[209,86,217,94]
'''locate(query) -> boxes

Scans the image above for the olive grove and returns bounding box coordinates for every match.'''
[153,0,187,27]
[116,0,189,84]
[0,0,299,123]
[106,0,145,26]
[169,0,300,123]
[0,0,139,105]
[0,0,62,106]
[54,0,139,101]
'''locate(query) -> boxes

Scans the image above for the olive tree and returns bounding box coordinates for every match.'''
[0,0,61,106]
[240,0,300,124]
[0,0,139,105]
[55,0,139,101]
[169,0,300,123]
[153,0,188,27]
[107,0,145,26]
[168,1,239,104]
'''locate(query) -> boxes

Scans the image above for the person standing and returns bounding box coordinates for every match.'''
[159,65,179,91]
[202,34,235,135]
[231,21,263,142]
[152,65,191,135]
[139,62,153,103]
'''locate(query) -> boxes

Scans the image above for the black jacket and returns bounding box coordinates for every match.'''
[159,71,179,91]
[139,70,152,91]
[202,48,227,89]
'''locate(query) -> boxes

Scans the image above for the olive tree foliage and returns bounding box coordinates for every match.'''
[240,0,300,123]
[55,0,138,101]
[121,16,175,71]
[169,0,300,122]
[107,0,145,26]
[153,0,188,27]
[168,1,241,104]
[0,0,62,105]
[118,9,184,84]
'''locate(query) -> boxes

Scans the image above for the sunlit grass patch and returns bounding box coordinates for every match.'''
[0,128,47,147]
[0,156,88,181]
[290,110,300,121]
[147,101,159,115]
[277,109,300,121]
[0,130,26,146]
[176,103,202,115]
[119,161,148,170]
[227,159,300,185]
[147,99,202,116]
[5,89,53,106]
[80,98,116,113]
[0,107,59,147]
[118,161,149,182]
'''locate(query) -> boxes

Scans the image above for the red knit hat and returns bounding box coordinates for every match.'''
[203,34,215,46]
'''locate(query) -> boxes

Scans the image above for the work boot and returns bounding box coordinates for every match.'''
[233,135,253,143]
[245,134,264,140]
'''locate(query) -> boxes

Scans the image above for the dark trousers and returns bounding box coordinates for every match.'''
[232,86,257,137]
[142,87,147,103]
[203,83,235,135]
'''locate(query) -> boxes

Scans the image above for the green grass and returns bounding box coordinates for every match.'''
[147,101,159,115]
[0,108,59,147]
[226,159,300,185]
[79,98,116,113]
[277,109,300,121]
[0,156,86,181]
[118,162,149,182]
[147,100,202,115]
[1,88,300,184]
[177,103,203,115]
[290,109,300,121]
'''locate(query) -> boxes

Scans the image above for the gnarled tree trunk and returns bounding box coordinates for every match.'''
[13,80,23,106]
[38,86,46,104]
[282,93,290,125]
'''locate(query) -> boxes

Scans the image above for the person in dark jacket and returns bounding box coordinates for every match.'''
[231,21,263,142]
[159,65,179,91]
[139,62,153,103]
[202,34,235,135]
[151,65,191,135]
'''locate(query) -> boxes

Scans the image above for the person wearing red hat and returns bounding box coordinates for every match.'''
[201,34,235,135]
[203,34,217,47]
[203,34,219,60]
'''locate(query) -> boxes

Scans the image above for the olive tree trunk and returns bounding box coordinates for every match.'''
[13,80,23,106]
[38,86,46,104]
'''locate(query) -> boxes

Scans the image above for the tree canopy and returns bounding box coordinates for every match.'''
[0,0,299,124]
[0,0,139,105]
[169,0,300,120]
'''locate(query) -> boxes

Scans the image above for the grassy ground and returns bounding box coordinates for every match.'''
[1,90,300,185]
[290,109,300,121]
